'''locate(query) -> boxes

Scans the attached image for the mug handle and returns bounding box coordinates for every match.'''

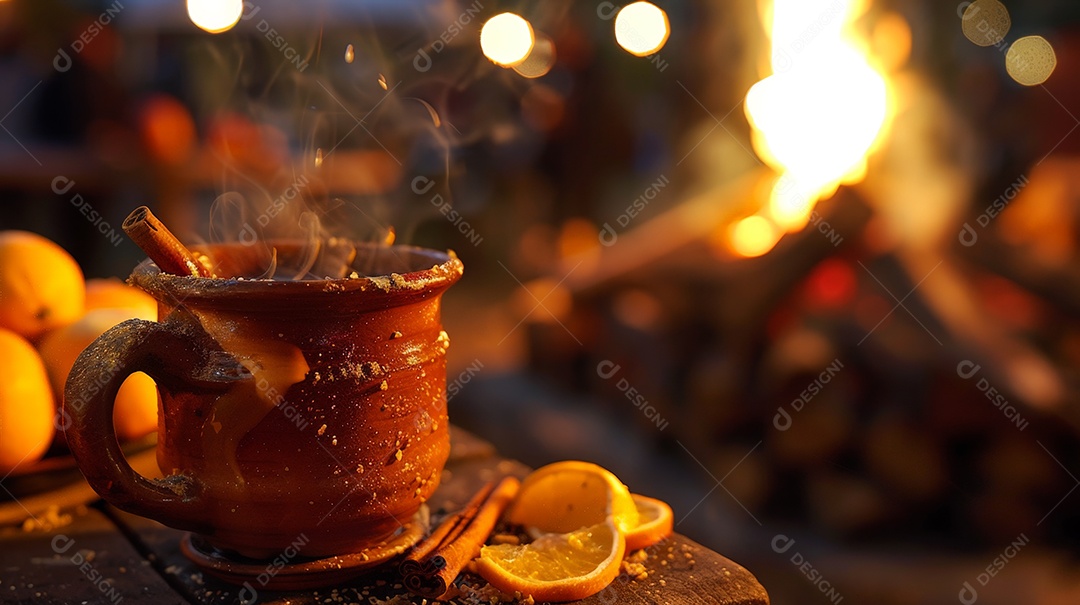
[64,317,225,534]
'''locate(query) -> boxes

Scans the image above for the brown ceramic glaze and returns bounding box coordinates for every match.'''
[180,518,426,590]
[65,242,462,558]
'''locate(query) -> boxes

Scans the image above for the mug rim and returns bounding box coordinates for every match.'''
[130,241,463,303]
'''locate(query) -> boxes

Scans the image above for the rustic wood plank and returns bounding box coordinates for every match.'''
[0,437,158,527]
[106,425,769,604]
[0,504,187,604]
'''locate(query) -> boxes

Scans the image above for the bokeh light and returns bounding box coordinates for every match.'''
[614,2,670,57]
[767,175,814,231]
[1006,35,1057,86]
[872,11,912,72]
[480,13,535,67]
[514,35,557,78]
[186,0,243,34]
[729,216,781,258]
[961,0,1010,47]
[138,95,196,167]
[515,278,572,324]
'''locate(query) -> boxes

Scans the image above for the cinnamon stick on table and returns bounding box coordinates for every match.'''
[122,206,214,278]
[401,476,521,599]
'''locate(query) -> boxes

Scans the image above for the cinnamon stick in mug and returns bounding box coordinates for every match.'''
[122,206,214,278]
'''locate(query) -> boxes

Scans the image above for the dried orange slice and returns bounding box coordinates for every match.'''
[625,494,674,551]
[475,520,625,602]
[506,461,639,535]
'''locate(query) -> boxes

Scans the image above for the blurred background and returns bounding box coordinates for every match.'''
[2,0,1080,602]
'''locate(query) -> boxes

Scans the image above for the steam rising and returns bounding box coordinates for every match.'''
[186,2,560,279]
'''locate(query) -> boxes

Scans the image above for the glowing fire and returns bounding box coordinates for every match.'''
[735,0,893,256]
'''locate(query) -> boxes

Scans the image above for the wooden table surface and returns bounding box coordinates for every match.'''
[0,427,769,605]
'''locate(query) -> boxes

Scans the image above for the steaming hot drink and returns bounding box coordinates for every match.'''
[64,240,462,560]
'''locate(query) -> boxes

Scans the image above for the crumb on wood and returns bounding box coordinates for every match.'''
[456,576,536,605]
[21,506,72,533]
[369,595,414,605]
[621,559,648,581]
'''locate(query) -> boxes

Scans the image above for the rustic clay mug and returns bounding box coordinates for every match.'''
[65,242,462,559]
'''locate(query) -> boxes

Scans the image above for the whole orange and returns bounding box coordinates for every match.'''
[0,328,56,473]
[85,278,157,320]
[38,308,159,441]
[0,231,85,340]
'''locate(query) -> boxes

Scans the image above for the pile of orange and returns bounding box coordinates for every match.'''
[475,460,674,602]
[0,230,159,474]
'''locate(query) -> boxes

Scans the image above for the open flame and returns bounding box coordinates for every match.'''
[733,0,893,256]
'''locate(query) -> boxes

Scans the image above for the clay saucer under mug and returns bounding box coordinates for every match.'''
[180,508,427,590]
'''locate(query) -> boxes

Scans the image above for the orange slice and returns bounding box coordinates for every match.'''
[506,461,639,535]
[475,520,625,602]
[625,494,674,551]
